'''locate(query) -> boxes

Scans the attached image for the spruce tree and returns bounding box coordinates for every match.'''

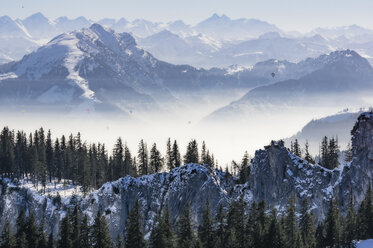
[264,209,284,248]
[137,140,149,176]
[125,200,145,248]
[91,210,113,248]
[214,204,226,248]
[150,143,163,173]
[15,210,27,248]
[345,142,353,163]
[38,219,48,248]
[343,189,356,247]
[0,220,16,248]
[183,140,199,164]
[57,211,72,248]
[293,139,302,157]
[284,195,298,248]
[299,199,316,248]
[150,204,174,248]
[71,205,81,247]
[198,199,214,248]
[172,141,181,168]
[166,138,173,171]
[26,213,39,248]
[238,151,250,183]
[47,232,54,248]
[304,141,315,164]
[315,222,325,248]
[79,215,91,248]
[116,234,124,248]
[46,130,54,183]
[325,198,341,247]
[177,203,195,248]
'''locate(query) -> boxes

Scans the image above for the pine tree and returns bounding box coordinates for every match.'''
[166,138,173,171]
[321,136,329,167]
[125,200,145,248]
[15,210,27,248]
[315,222,325,248]
[304,141,314,164]
[91,210,113,248]
[284,195,298,248]
[264,209,284,248]
[343,189,356,247]
[345,142,353,163]
[293,139,302,157]
[184,140,199,164]
[38,219,48,248]
[57,211,72,248]
[150,143,163,173]
[150,204,175,248]
[201,141,207,165]
[177,203,195,248]
[328,138,339,169]
[137,140,149,176]
[198,199,214,248]
[324,198,341,247]
[46,130,54,183]
[299,199,316,248]
[214,204,226,248]
[172,141,181,168]
[112,138,124,179]
[71,205,81,247]
[238,151,250,183]
[0,220,16,248]
[25,213,39,248]
[79,215,91,248]
[48,232,54,248]
[123,144,132,177]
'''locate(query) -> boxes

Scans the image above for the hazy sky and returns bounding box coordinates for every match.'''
[1,0,373,32]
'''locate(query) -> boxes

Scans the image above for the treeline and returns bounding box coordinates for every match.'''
[0,127,217,194]
[1,186,373,248]
[289,137,353,170]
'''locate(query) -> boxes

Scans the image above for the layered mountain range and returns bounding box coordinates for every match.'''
[1,112,373,239]
[1,23,371,117]
[2,13,373,68]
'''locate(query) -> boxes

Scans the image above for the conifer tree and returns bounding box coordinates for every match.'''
[293,139,302,157]
[0,220,16,248]
[26,213,39,248]
[57,211,72,248]
[79,215,91,248]
[91,210,113,248]
[198,199,214,248]
[284,195,298,248]
[172,140,181,168]
[304,141,315,164]
[137,140,149,176]
[345,142,353,163]
[325,198,341,247]
[38,219,48,248]
[264,209,284,248]
[214,204,226,248]
[125,200,145,248]
[343,189,356,247]
[184,140,199,164]
[166,138,173,171]
[299,199,316,248]
[150,204,175,248]
[112,138,124,178]
[15,210,27,248]
[150,143,163,173]
[238,151,250,183]
[177,203,195,248]
[71,205,81,248]
[123,144,132,176]
[315,222,325,248]
[46,130,54,183]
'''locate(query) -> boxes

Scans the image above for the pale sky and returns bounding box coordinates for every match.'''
[1,0,373,32]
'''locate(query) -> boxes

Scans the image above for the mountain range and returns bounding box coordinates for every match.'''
[206,50,373,122]
[2,13,373,68]
[1,24,372,119]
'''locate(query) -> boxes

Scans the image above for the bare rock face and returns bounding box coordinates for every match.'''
[339,112,373,207]
[248,140,341,220]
